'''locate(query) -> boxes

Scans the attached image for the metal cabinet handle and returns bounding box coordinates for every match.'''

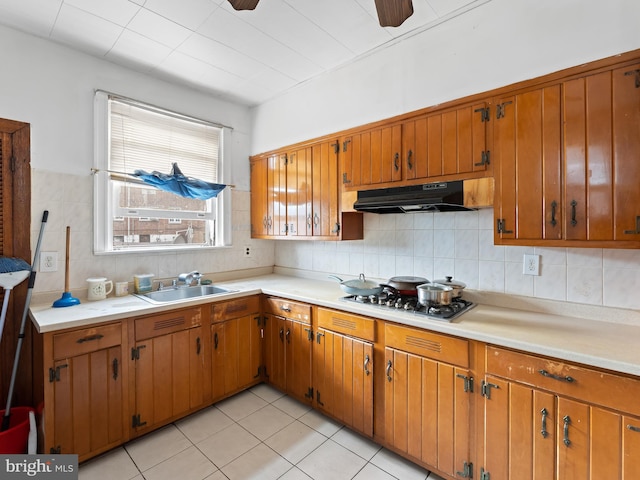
[196,336,201,355]
[550,201,558,227]
[77,334,104,344]
[286,328,291,344]
[539,369,574,383]
[541,408,548,438]
[393,152,399,171]
[407,150,413,170]
[386,360,392,382]
[563,415,571,446]
[313,213,319,227]
[316,331,324,344]
[112,358,119,380]
[214,332,219,350]
[570,200,578,226]
[307,214,312,228]
[280,304,292,313]
[628,424,640,433]
[364,354,370,376]
[279,328,284,342]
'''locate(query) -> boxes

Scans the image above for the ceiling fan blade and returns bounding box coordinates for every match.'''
[374,0,414,27]
[227,0,260,10]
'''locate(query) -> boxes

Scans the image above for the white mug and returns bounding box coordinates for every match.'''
[87,277,113,301]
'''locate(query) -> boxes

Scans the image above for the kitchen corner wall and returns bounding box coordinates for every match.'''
[274,209,640,310]
[30,169,275,295]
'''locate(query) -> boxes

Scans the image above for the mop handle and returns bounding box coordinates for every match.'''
[1,210,48,431]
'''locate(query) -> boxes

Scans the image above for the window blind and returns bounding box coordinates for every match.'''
[109,97,220,182]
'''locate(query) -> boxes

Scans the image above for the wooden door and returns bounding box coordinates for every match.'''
[286,147,312,237]
[494,86,562,242]
[134,327,205,430]
[250,156,269,237]
[51,347,123,459]
[483,375,555,480]
[266,153,287,237]
[284,318,313,403]
[612,63,640,241]
[263,314,286,391]
[314,329,373,436]
[311,141,340,237]
[384,347,472,477]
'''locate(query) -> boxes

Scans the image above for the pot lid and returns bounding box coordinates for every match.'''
[388,276,429,284]
[433,276,466,288]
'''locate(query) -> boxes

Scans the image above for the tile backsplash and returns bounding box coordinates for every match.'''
[30,169,274,295]
[275,208,640,310]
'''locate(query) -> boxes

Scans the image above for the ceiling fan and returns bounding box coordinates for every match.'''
[227,0,414,28]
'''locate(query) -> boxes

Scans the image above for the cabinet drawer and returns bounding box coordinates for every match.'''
[316,308,375,342]
[211,295,260,323]
[264,297,310,323]
[135,307,201,340]
[385,323,468,367]
[53,322,122,360]
[487,346,640,416]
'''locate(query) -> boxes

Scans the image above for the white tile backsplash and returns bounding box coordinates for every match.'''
[274,210,640,310]
[31,170,275,294]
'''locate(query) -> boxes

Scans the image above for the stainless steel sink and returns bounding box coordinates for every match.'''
[134,285,236,304]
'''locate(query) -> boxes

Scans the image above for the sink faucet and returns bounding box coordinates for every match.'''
[178,271,201,286]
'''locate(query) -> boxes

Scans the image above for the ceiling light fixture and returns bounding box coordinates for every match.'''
[226,0,414,27]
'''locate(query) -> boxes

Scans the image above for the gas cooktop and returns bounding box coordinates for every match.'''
[340,292,475,322]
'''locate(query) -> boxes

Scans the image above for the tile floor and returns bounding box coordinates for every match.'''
[79,384,444,480]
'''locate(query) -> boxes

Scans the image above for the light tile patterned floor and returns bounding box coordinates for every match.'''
[79,384,444,480]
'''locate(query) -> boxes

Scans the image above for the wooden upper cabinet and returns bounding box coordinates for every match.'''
[562,63,640,244]
[493,86,562,243]
[286,147,312,237]
[311,141,340,237]
[250,156,269,237]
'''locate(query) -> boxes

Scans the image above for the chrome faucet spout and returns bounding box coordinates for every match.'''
[178,271,201,286]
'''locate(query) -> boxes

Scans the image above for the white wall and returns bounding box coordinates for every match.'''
[251,0,640,153]
[0,24,275,294]
[256,0,640,311]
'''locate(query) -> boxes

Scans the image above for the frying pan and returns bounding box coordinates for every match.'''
[329,274,384,296]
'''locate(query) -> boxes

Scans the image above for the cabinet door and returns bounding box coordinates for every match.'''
[612,63,640,241]
[494,86,562,242]
[311,141,340,237]
[286,147,312,237]
[51,346,124,458]
[314,329,373,436]
[623,415,640,479]
[250,156,269,237]
[284,319,313,403]
[134,327,205,431]
[346,125,402,187]
[212,315,261,401]
[483,375,555,480]
[384,347,472,477]
[263,313,286,391]
[267,153,287,237]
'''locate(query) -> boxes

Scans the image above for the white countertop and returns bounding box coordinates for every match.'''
[30,274,640,377]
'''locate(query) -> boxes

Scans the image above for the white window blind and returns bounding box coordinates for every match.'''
[109,98,220,181]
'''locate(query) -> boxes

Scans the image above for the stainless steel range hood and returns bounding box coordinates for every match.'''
[353,180,473,214]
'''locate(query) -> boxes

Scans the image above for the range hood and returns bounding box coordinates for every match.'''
[353,180,473,214]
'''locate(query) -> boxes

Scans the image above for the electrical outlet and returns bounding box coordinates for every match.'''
[523,254,540,276]
[40,251,58,272]
[244,246,252,258]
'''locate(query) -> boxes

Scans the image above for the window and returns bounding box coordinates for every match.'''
[94,92,231,253]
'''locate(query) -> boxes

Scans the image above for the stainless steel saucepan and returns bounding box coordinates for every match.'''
[329,273,384,296]
[417,283,454,306]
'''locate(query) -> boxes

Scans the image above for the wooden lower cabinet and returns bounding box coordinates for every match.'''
[211,296,262,401]
[263,297,313,403]
[131,307,209,434]
[384,324,473,478]
[483,346,640,479]
[42,322,128,461]
[313,328,374,437]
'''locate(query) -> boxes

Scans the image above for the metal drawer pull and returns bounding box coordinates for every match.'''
[570,200,578,226]
[540,408,548,438]
[280,304,292,313]
[539,369,574,383]
[279,328,284,342]
[628,425,640,433]
[563,415,571,446]
[550,201,558,227]
[76,334,104,344]
[286,328,291,344]
[364,355,370,376]
[386,360,392,382]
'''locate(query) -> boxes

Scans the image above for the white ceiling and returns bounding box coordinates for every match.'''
[0,0,487,107]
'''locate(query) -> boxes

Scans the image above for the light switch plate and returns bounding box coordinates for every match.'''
[523,254,540,276]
